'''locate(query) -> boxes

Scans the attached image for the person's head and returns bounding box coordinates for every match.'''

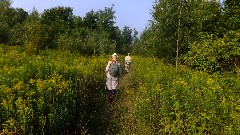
[128,53,130,56]
[112,53,118,61]
[112,53,118,57]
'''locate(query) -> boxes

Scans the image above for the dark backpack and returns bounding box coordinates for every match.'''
[109,62,120,77]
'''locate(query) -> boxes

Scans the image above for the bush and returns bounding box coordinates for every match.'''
[183,31,240,73]
[0,46,109,134]
[132,56,240,134]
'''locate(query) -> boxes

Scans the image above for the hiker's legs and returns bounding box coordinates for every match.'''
[125,64,128,73]
[125,63,130,73]
[111,76,118,90]
[106,73,115,102]
[112,77,118,94]
[106,73,112,91]
[108,90,113,102]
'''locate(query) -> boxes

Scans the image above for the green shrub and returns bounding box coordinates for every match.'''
[0,46,108,134]
[132,56,240,134]
[183,31,240,73]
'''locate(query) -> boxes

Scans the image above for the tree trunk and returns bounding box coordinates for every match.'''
[176,9,181,69]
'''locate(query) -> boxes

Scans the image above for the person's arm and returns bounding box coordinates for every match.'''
[105,61,111,73]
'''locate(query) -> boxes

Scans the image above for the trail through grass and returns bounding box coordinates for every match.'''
[103,66,139,135]
[102,56,240,135]
[1,47,239,134]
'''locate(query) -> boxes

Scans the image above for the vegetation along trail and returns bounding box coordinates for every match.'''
[103,56,240,134]
[0,47,240,134]
[1,0,240,134]
[103,62,138,134]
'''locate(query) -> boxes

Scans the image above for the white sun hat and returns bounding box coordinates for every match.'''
[112,53,118,57]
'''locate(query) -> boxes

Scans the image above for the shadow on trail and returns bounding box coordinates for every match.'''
[100,67,138,135]
[62,65,136,135]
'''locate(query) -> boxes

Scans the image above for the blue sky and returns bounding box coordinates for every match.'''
[11,0,155,34]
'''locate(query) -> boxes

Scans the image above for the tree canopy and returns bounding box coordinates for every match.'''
[133,0,240,73]
[0,0,137,56]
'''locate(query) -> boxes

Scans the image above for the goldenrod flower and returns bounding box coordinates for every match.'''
[207,77,214,85]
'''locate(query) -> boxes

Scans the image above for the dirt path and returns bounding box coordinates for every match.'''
[104,70,138,134]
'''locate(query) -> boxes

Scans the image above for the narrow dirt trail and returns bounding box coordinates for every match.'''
[117,72,137,134]
[104,69,138,134]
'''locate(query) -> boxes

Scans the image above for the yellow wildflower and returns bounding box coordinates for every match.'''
[29,79,34,84]
[207,77,214,85]
[13,81,22,90]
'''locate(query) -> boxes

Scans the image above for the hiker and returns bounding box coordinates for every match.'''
[105,53,121,102]
[124,53,132,73]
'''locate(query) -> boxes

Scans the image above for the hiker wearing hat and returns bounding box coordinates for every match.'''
[124,53,132,73]
[105,53,121,102]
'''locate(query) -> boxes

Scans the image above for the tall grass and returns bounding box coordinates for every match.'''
[0,45,109,134]
[131,56,240,134]
[1,45,240,134]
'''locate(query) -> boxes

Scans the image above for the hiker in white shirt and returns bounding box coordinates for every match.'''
[105,53,121,102]
[124,53,132,73]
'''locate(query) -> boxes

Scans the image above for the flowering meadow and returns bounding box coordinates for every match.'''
[0,45,109,134]
[130,57,240,134]
[1,45,240,134]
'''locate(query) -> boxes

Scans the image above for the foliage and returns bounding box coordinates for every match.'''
[132,27,159,58]
[0,1,137,55]
[119,26,134,54]
[0,0,28,44]
[0,45,109,134]
[135,0,222,64]
[23,9,43,55]
[133,0,240,74]
[223,0,240,31]
[0,21,9,44]
[130,56,240,134]
[41,6,74,49]
[1,44,240,134]
[183,31,240,73]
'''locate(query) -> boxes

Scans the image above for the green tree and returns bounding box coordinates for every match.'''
[0,0,28,45]
[80,7,122,55]
[132,27,155,57]
[7,8,28,27]
[8,23,24,45]
[83,10,98,31]
[113,26,137,55]
[151,0,188,63]
[95,7,116,32]
[56,7,118,55]
[41,6,74,49]
[223,0,240,31]
[135,0,222,65]
[8,8,28,45]
[0,0,12,23]
[119,26,133,54]
[201,1,223,36]
[0,21,9,44]
[23,9,43,55]
[184,31,240,73]
[0,0,12,43]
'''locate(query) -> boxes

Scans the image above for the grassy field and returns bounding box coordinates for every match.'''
[116,57,240,134]
[0,45,112,134]
[1,45,240,134]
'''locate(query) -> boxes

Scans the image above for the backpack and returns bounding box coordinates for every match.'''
[109,62,120,77]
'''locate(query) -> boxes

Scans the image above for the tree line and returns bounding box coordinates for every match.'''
[0,0,138,55]
[133,0,240,73]
[1,0,240,73]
